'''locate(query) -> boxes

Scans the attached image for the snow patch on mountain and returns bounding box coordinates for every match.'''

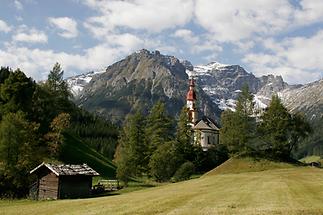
[67,69,105,97]
[190,61,295,112]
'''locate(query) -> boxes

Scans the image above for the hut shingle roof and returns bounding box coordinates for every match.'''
[30,163,99,176]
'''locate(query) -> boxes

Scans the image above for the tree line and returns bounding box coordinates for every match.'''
[220,85,312,160]
[114,102,228,184]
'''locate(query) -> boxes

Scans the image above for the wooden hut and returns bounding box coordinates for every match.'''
[29,163,99,200]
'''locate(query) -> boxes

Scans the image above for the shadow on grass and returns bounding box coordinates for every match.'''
[90,192,121,198]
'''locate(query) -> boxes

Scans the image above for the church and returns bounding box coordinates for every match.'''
[186,76,220,151]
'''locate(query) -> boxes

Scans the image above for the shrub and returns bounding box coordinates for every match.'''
[172,161,195,182]
[149,141,182,182]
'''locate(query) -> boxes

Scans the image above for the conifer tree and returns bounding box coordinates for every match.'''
[115,111,147,182]
[0,67,10,84]
[46,63,70,99]
[0,69,35,117]
[144,101,173,156]
[175,107,194,161]
[258,94,291,157]
[288,113,312,154]
[236,84,254,117]
[220,110,243,153]
[258,94,311,158]
[43,63,73,116]
[220,84,256,154]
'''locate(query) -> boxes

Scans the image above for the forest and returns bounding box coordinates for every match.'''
[0,63,118,198]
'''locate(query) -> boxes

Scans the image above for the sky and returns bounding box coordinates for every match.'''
[0,0,323,84]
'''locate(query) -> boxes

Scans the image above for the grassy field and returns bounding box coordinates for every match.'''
[1,158,323,215]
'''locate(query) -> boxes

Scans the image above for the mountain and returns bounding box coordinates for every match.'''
[67,50,320,125]
[68,49,221,123]
[280,79,323,121]
[192,62,300,111]
[66,70,105,97]
[280,79,323,158]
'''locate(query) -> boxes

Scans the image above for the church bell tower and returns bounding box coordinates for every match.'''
[186,76,198,127]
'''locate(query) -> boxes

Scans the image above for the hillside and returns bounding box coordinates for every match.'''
[2,159,323,214]
[60,133,116,178]
[204,157,297,176]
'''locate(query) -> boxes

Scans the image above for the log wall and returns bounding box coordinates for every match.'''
[38,172,59,200]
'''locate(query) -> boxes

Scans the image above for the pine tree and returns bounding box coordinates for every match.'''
[144,101,173,156]
[46,63,70,99]
[42,63,73,116]
[0,69,35,117]
[220,84,256,154]
[175,107,194,161]
[288,113,312,154]
[115,111,147,182]
[259,95,312,158]
[258,94,291,158]
[0,67,10,84]
[124,111,147,174]
[236,84,254,117]
[220,110,243,153]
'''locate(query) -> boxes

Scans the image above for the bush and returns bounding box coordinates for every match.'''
[194,144,229,173]
[172,161,195,182]
[149,141,182,182]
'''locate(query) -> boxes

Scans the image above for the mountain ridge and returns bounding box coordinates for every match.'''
[66,49,321,123]
[69,49,221,123]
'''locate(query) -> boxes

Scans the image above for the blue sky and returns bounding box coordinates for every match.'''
[0,0,323,84]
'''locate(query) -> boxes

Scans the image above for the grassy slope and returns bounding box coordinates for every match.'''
[60,133,116,178]
[204,156,296,176]
[2,158,323,214]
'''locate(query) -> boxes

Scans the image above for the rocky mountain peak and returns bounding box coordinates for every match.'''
[71,49,219,123]
[280,79,323,120]
[192,61,298,110]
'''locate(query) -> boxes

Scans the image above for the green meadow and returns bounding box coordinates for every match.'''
[1,158,323,215]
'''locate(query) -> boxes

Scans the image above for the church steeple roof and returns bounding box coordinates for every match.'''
[186,78,196,101]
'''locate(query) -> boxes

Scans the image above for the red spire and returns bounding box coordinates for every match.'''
[186,78,196,101]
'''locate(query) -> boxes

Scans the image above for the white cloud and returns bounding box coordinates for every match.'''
[194,0,293,42]
[12,28,48,43]
[294,0,323,26]
[173,29,199,44]
[83,0,194,34]
[14,0,23,10]
[0,31,147,80]
[243,31,323,84]
[172,29,222,58]
[105,33,144,50]
[0,44,121,80]
[48,17,78,38]
[191,40,222,55]
[0,19,11,33]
